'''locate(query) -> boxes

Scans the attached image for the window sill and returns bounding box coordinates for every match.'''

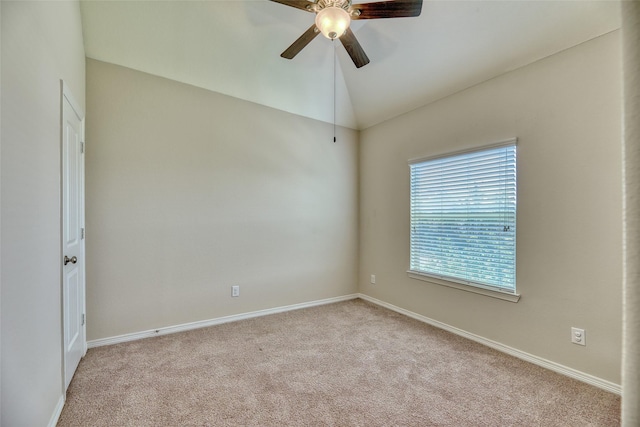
[407,270,521,303]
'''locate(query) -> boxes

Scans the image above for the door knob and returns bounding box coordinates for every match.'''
[64,255,78,265]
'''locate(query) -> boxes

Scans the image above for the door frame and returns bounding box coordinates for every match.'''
[60,80,86,393]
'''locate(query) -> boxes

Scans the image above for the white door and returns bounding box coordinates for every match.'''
[62,82,86,391]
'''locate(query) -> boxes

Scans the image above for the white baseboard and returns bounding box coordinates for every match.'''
[87,292,620,395]
[357,293,621,395]
[88,294,360,349]
[48,394,65,427]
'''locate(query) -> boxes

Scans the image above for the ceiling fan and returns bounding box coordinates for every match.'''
[269,0,423,68]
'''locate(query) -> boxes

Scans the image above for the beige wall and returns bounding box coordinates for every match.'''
[85,59,359,340]
[0,1,3,419]
[359,32,623,383]
[621,2,640,423]
[1,1,86,425]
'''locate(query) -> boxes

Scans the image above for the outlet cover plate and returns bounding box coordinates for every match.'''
[571,327,586,346]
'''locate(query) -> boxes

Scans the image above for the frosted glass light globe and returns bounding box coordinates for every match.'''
[315,7,350,40]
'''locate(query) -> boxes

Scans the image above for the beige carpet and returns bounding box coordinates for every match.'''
[58,299,619,426]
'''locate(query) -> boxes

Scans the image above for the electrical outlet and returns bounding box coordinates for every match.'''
[571,327,586,346]
[231,285,240,297]
[370,274,376,284]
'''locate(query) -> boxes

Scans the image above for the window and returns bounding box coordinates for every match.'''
[408,141,517,295]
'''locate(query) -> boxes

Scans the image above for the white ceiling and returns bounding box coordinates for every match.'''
[80,0,620,130]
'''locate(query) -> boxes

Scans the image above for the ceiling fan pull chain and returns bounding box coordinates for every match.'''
[331,40,336,143]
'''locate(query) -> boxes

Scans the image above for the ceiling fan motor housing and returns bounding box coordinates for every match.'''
[317,0,352,11]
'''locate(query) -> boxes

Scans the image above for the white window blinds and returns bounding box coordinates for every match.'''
[409,142,517,292]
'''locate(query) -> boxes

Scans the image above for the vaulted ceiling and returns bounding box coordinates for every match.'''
[80,0,620,130]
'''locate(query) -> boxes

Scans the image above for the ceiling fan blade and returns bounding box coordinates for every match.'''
[281,24,321,59]
[339,27,370,68]
[269,0,316,13]
[349,0,422,19]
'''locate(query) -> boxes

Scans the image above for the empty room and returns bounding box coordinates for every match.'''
[1,0,639,426]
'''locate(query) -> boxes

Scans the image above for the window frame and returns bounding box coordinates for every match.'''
[407,139,520,303]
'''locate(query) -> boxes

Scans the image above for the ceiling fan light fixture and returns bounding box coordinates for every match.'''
[315,7,351,40]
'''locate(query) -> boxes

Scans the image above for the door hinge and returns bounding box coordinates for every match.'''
[81,228,85,239]
[81,142,85,153]
[81,313,85,326]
